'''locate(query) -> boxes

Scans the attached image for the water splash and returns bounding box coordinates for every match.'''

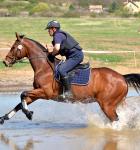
[0,94,140,130]
[28,96,140,130]
[86,97,140,130]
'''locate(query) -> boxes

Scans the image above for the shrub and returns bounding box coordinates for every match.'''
[108,1,120,13]
[28,0,38,3]
[63,10,80,18]
[134,12,140,18]
[90,12,96,18]
[0,8,9,16]
[0,0,30,8]
[30,2,49,15]
[115,8,132,18]
[9,7,21,16]
[69,4,75,11]
[41,11,63,17]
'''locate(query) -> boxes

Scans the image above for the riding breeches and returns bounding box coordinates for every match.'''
[57,50,84,77]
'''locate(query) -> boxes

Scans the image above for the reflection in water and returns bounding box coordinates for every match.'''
[103,141,117,150]
[0,133,33,150]
[0,124,140,150]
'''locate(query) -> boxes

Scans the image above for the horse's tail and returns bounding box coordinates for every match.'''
[123,74,140,93]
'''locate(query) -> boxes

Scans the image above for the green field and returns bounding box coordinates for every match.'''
[0,17,140,68]
[1,17,140,50]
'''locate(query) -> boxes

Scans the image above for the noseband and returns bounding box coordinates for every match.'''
[6,44,23,65]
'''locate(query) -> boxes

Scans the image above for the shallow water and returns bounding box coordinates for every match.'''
[0,89,140,150]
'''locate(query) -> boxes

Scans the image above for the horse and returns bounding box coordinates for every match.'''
[1,32,140,124]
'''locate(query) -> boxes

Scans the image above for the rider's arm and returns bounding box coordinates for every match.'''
[47,32,65,56]
[51,44,60,56]
[47,43,60,56]
[46,43,59,54]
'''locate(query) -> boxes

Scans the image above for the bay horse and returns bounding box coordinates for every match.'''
[1,33,140,124]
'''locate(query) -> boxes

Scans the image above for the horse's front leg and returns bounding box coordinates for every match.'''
[20,91,34,120]
[0,88,47,124]
[0,103,22,124]
[20,88,48,120]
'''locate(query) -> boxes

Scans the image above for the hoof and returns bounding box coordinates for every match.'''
[0,117,4,125]
[26,111,33,120]
[115,117,119,121]
[112,116,119,122]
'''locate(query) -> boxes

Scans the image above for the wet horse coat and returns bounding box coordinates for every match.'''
[1,33,140,124]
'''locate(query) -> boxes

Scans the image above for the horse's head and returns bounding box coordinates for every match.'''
[3,32,27,67]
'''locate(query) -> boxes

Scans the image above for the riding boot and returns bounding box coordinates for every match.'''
[61,76,72,98]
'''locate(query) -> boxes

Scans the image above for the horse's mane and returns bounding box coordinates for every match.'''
[19,34,48,52]
[20,35,60,65]
[27,38,48,52]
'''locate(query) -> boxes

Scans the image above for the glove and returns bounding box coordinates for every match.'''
[48,53,55,63]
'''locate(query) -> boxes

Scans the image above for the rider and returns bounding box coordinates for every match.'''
[45,20,84,97]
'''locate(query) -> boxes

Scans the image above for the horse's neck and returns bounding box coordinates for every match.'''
[29,57,50,74]
[25,39,52,74]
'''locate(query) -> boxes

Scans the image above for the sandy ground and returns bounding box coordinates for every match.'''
[0,48,140,92]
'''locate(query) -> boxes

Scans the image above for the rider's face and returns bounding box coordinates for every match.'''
[48,28,56,36]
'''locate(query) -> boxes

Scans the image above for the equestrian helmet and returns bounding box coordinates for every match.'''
[45,20,60,29]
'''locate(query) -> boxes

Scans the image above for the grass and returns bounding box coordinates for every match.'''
[0,60,29,69]
[0,17,140,50]
[0,17,140,68]
[0,61,6,69]
[88,54,125,62]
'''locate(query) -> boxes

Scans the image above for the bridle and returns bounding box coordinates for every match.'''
[6,38,56,72]
[6,43,23,64]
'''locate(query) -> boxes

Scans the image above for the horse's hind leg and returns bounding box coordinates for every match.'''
[102,103,118,121]
[97,93,126,122]
[97,100,118,122]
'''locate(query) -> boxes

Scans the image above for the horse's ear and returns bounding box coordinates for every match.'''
[15,32,21,41]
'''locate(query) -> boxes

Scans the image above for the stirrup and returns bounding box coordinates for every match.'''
[63,91,72,99]
[58,90,73,100]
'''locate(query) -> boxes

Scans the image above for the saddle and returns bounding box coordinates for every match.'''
[73,62,90,70]
[55,62,90,85]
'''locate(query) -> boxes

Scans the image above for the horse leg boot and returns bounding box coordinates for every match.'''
[0,91,34,124]
[20,91,33,120]
[0,103,22,124]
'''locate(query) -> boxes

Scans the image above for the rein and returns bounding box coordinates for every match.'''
[28,54,55,72]
[28,56,48,60]
[26,40,56,72]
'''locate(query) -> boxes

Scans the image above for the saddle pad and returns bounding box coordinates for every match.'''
[55,67,90,85]
[70,68,90,85]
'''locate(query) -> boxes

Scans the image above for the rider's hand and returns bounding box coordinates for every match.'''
[46,44,53,53]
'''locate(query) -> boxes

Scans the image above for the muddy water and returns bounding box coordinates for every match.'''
[0,89,140,150]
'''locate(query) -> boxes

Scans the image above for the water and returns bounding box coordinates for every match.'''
[0,88,139,150]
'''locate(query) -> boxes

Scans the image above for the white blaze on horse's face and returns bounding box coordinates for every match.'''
[17,44,23,50]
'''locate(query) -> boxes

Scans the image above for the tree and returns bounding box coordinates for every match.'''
[108,1,120,13]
